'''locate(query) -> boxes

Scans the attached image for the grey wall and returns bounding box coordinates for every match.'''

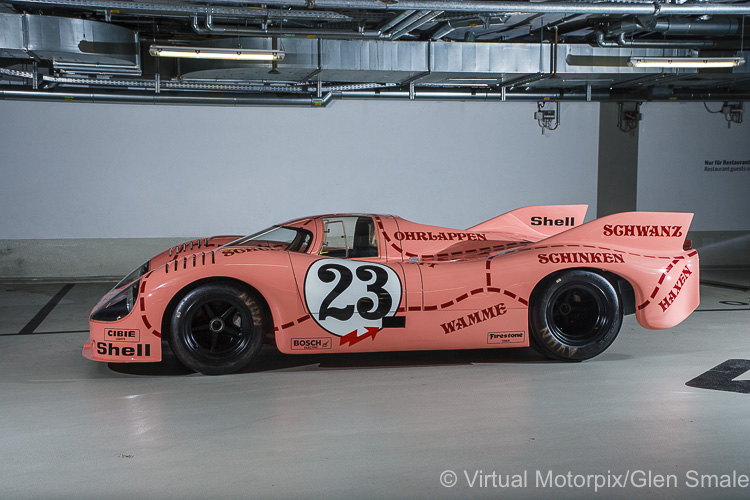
[636,102,750,267]
[597,102,639,217]
[1,99,600,278]
[1,99,747,278]
[637,102,750,231]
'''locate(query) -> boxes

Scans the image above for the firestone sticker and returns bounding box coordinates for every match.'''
[488,331,525,344]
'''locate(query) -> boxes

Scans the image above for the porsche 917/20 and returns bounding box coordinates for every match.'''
[84,205,699,374]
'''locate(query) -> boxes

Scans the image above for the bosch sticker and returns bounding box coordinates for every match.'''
[304,259,402,345]
[291,338,332,350]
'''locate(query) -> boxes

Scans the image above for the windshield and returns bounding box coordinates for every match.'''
[226,226,312,253]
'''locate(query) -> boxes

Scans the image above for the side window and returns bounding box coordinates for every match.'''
[321,219,348,257]
[320,216,378,258]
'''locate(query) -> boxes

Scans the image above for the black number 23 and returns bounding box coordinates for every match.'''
[317,263,393,321]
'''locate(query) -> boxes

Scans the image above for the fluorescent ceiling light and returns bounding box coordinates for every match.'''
[447,78,500,82]
[628,56,745,69]
[149,45,285,61]
[436,83,491,87]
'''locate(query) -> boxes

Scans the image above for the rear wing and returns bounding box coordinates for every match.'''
[540,211,694,253]
[468,205,588,241]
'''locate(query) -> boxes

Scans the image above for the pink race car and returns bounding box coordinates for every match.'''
[84,205,699,374]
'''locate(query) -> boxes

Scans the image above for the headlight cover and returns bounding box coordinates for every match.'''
[90,261,149,322]
[91,280,140,322]
[115,261,149,290]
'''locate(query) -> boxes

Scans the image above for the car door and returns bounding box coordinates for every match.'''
[283,215,413,352]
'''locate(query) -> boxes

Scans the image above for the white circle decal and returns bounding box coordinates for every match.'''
[304,259,402,344]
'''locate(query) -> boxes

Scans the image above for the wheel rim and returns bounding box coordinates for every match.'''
[547,283,609,346]
[183,296,254,360]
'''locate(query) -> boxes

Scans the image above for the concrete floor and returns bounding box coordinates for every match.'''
[1,272,749,499]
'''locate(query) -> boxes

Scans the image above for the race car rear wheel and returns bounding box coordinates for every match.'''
[169,283,264,375]
[529,270,622,361]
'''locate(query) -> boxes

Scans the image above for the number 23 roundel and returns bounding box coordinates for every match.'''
[304,259,403,344]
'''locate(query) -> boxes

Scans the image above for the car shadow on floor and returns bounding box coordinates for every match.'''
[107,342,559,376]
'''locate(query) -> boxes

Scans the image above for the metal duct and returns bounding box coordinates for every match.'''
[130,39,696,85]
[177,38,433,83]
[0,13,139,71]
[0,13,25,58]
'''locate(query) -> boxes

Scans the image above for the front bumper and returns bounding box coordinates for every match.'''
[84,316,162,363]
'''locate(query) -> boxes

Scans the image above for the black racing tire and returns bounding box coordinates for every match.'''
[529,270,622,361]
[169,283,265,375]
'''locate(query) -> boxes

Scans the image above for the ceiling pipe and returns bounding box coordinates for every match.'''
[605,17,744,37]
[7,0,750,16]
[194,10,443,40]
[336,88,750,102]
[594,31,620,48]
[192,14,382,38]
[384,11,427,37]
[602,19,644,37]
[430,15,510,41]
[378,10,416,33]
[390,11,443,40]
[5,0,352,20]
[0,89,334,106]
[595,31,717,48]
[3,87,749,104]
[430,21,458,41]
[337,89,610,101]
[616,33,717,48]
[638,17,743,36]
[194,0,750,16]
[512,14,588,43]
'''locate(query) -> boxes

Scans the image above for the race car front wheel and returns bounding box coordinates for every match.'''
[529,270,622,361]
[169,283,265,375]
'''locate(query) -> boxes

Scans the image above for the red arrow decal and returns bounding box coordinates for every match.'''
[339,326,380,346]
